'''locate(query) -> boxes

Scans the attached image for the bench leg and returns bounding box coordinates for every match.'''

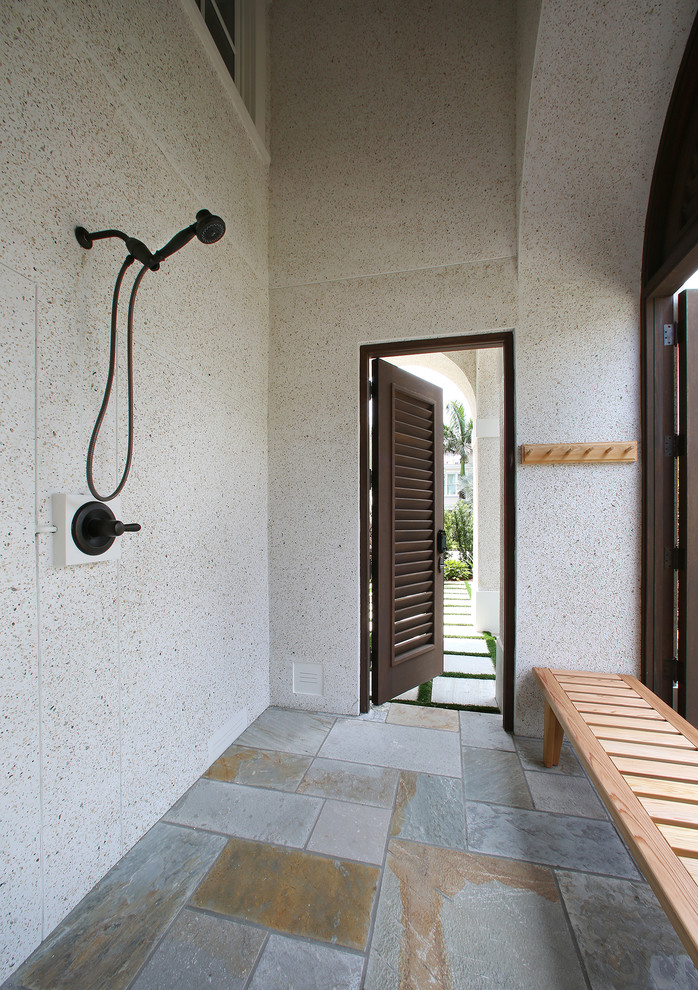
[543,701,564,767]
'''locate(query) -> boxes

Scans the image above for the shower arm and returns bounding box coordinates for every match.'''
[75,226,160,270]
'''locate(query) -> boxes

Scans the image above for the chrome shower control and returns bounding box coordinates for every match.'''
[71,501,141,556]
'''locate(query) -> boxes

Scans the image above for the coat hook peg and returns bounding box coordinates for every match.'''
[565,447,573,455]
[623,445,632,454]
[604,446,613,455]
[583,447,592,456]
[544,448,553,457]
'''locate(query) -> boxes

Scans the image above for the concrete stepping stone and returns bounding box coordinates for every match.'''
[431,677,497,708]
[443,654,494,676]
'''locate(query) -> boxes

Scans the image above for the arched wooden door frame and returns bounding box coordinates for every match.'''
[359,331,516,731]
[642,11,698,707]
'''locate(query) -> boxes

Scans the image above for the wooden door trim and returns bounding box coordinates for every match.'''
[642,10,698,702]
[359,331,516,731]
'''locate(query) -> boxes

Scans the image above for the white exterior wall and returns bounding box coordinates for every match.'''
[268,0,517,713]
[268,0,696,731]
[0,0,270,979]
[472,349,502,635]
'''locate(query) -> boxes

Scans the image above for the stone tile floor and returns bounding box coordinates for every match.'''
[4,706,698,990]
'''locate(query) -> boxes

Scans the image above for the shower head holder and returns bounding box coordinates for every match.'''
[75,210,226,270]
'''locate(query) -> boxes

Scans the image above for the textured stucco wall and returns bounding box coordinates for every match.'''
[269,0,517,712]
[514,0,695,733]
[0,0,270,979]
[472,349,502,633]
[268,0,696,732]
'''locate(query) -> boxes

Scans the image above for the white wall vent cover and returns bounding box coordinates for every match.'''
[208,708,247,764]
[293,662,324,696]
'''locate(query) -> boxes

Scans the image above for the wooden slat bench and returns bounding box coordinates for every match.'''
[534,667,698,967]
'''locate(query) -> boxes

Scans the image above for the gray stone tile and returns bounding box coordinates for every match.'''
[515,735,584,775]
[557,871,698,989]
[462,748,533,809]
[526,770,608,819]
[248,934,363,990]
[466,803,641,878]
[297,757,399,807]
[130,910,265,990]
[445,654,495,675]
[391,771,466,850]
[459,711,516,751]
[444,636,490,654]
[431,676,497,707]
[204,745,311,791]
[164,779,322,846]
[235,708,335,756]
[9,824,226,990]
[318,719,462,776]
[365,840,587,990]
[307,800,392,864]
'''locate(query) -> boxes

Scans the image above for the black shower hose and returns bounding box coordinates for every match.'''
[86,256,149,502]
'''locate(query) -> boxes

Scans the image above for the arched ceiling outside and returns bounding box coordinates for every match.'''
[383,352,476,420]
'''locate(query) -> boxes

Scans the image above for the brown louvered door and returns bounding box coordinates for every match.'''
[371,359,444,705]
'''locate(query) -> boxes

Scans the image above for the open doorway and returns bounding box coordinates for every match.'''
[359,332,515,731]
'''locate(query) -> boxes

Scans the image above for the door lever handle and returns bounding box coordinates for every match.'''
[437,529,448,554]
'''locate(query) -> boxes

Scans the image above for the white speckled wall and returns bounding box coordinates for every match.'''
[268,0,517,713]
[0,0,270,979]
[268,0,696,732]
[514,0,696,733]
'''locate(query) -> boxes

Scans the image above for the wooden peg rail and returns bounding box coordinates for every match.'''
[521,442,637,464]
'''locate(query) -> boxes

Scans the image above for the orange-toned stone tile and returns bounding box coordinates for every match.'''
[191,837,380,951]
[204,746,311,791]
[387,704,459,731]
[365,840,587,989]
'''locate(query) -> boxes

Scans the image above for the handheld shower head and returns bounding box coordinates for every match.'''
[195,210,226,244]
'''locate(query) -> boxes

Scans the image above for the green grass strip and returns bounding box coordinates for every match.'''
[439,671,495,681]
[416,680,432,705]
[481,630,497,670]
[390,698,499,714]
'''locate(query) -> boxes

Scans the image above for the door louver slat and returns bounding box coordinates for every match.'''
[371,360,443,703]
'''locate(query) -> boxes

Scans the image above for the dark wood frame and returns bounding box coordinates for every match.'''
[642,11,698,703]
[359,331,516,731]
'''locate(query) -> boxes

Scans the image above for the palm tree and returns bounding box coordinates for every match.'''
[443,400,473,477]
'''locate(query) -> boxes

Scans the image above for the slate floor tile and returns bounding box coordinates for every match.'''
[525,770,608,819]
[557,871,698,989]
[235,708,335,756]
[247,934,364,990]
[164,779,322,846]
[387,703,459,731]
[515,736,583,775]
[459,711,516,751]
[318,719,462,776]
[466,802,641,878]
[462,747,533,808]
[129,909,265,990]
[10,824,226,990]
[307,800,392,864]
[297,757,399,807]
[365,840,587,990]
[204,745,311,791]
[391,771,466,849]
[191,838,379,951]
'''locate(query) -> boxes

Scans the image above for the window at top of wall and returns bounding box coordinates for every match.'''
[194,0,266,146]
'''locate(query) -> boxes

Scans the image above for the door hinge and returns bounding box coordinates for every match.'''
[665,546,686,570]
[664,434,683,457]
[664,322,677,346]
[369,379,375,399]
[664,656,686,682]
[369,468,373,489]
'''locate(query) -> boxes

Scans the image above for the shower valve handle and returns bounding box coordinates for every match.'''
[88,518,141,539]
